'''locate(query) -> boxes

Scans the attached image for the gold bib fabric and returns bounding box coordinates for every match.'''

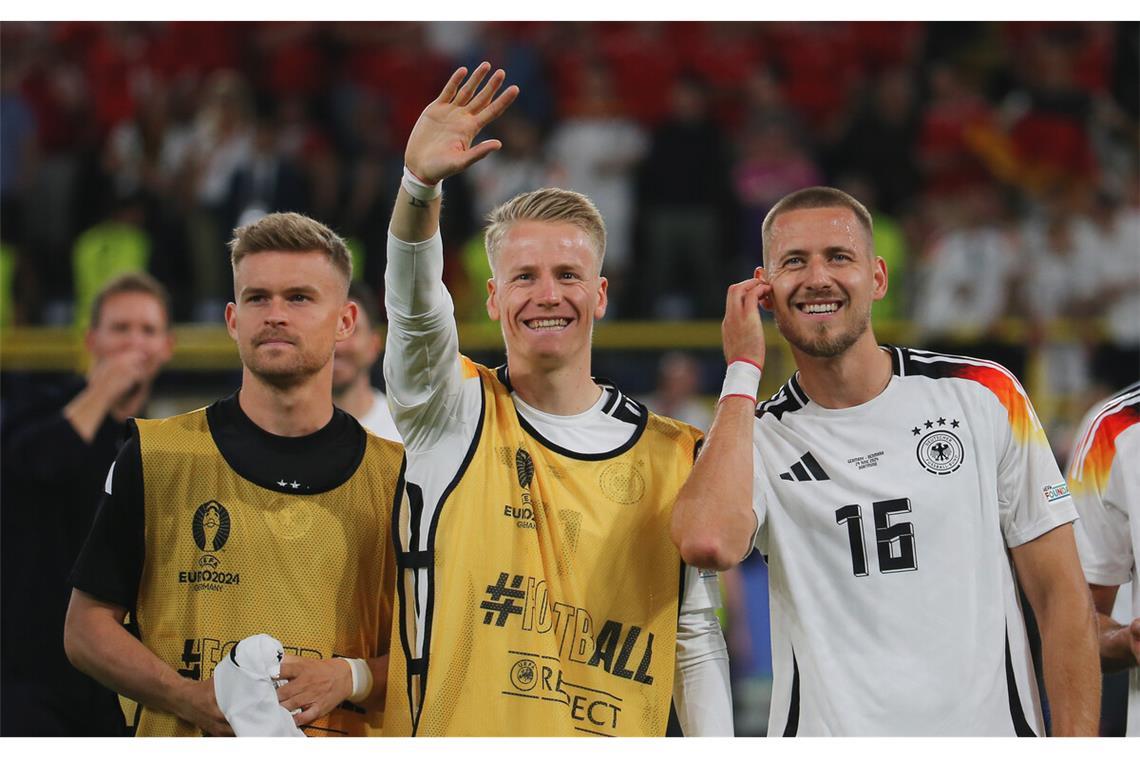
[386,360,701,736]
[132,408,403,736]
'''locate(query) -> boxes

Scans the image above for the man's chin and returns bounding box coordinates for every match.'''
[248,361,318,388]
[781,322,867,359]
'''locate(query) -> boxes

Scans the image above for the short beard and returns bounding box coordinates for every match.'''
[777,305,871,359]
[240,346,324,389]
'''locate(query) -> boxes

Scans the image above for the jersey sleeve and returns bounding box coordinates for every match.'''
[69,428,145,610]
[382,229,471,453]
[1070,423,1138,587]
[673,565,733,736]
[986,372,1078,547]
[750,422,774,556]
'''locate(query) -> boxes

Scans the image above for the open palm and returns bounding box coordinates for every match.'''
[405,63,519,185]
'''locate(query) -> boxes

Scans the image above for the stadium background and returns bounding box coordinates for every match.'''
[0,20,1137,736]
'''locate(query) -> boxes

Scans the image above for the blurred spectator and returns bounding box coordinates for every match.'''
[916,62,996,196]
[1004,32,1098,195]
[764,22,863,140]
[1088,181,1140,391]
[1020,187,1103,406]
[547,62,647,316]
[734,65,801,137]
[1,272,174,736]
[832,68,922,216]
[223,116,310,234]
[20,31,96,318]
[180,70,254,319]
[102,89,192,202]
[1,45,37,237]
[333,281,400,443]
[337,90,401,284]
[467,112,552,221]
[638,74,734,319]
[461,22,553,128]
[913,185,1023,375]
[733,118,823,267]
[642,351,712,432]
[71,194,151,331]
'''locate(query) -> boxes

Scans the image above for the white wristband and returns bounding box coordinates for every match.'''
[340,657,374,703]
[402,165,442,201]
[719,359,762,405]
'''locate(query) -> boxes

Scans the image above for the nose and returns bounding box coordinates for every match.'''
[265,296,289,325]
[535,273,562,306]
[803,256,832,290]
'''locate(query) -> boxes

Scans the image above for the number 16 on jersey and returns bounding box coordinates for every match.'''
[834,498,918,577]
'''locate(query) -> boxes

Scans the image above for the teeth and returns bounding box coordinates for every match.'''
[803,303,839,314]
[527,318,569,330]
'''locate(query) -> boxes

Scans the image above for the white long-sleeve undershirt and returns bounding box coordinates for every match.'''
[383,229,733,736]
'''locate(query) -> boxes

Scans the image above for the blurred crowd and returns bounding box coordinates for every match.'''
[2,21,1137,386]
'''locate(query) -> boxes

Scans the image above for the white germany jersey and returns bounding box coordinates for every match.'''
[751,346,1077,736]
[1068,381,1140,736]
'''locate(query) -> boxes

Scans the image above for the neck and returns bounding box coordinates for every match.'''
[333,375,376,420]
[508,356,602,416]
[238,368,334,437]
[792,332,892,409]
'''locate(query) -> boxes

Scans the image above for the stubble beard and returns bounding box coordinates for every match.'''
[242,343,325,389]
[776,302,872,359]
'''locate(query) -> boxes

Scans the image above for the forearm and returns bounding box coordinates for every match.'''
[672,396,758,570]
[382,225,465,450]
[1038,592,1101,735]
[64,593,191,719]
[672,609,733,736]
[63,384,116,444]
[390,185,440,246]
[1094,612,1139,673]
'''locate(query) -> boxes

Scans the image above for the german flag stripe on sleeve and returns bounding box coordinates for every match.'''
[1069,384,1140,494]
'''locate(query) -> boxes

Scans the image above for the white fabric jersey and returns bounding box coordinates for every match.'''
[1068,381,1140,735]
[357,388,402,443]
[213,634,304,737]
[383,230,732,736]
[751,346,1077,736]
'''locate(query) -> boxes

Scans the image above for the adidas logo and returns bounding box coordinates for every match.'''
[779,452,830,482]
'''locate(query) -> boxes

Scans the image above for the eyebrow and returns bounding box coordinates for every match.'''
[779,245,857,260]
[240,284,321,297]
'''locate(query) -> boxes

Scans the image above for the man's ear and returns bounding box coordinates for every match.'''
[224,302,238,340]
[871,256,888,302]
[594,276,608,320]
[486,278,500,322]
[336,299,359,342]
[755,266,773,311]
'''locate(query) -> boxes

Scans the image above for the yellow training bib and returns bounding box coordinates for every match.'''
[133,408,403,736]
[386,360,701,736]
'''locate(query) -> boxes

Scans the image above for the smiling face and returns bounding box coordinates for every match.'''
[226,250,356,388]
[762,206,887,359]
[486,220,608,372]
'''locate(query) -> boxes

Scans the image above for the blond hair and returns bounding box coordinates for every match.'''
[484,188,607,275]
[229,212,352,286]
[761,186,874,263]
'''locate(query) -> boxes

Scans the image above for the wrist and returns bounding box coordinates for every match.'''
[719,359,763,406]
[402,165,441,201]
[337,657,373,703]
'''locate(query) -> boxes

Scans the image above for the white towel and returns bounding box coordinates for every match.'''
[213,633,305,737]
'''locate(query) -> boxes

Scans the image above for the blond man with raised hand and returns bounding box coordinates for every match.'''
[64,212,404,736]
[382,64,732,737]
